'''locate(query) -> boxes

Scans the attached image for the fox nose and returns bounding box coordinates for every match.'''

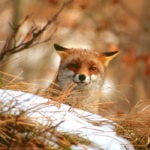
[78,74,86,81]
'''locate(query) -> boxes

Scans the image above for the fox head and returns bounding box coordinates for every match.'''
[54,44,119,90]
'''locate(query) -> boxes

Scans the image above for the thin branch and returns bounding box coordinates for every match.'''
[0,2,68,62]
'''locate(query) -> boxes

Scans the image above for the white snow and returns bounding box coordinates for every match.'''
[0,89,134,150]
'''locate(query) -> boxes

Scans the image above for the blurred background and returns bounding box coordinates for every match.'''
[0,0,150,115]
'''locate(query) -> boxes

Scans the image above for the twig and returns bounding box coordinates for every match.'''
[0,2,67,62]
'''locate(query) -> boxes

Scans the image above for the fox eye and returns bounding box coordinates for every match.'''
[89,66,98,71]
[69,63,80,68]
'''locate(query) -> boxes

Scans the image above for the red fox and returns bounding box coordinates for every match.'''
[53,44,119,114]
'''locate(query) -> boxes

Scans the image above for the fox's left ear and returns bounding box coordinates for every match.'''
[54,43,69,60]
[100,51,119,67]
[54,44,68,51]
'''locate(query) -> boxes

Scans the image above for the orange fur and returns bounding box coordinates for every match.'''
[52,44,119,114]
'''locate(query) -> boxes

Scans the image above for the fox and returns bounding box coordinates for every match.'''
[52,44,119,114]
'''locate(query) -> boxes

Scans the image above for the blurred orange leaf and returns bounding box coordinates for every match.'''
[123,48,137,65]
[112,0,120,5]
[109,44,119,51]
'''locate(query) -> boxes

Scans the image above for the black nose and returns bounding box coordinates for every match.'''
[78,74,86,81]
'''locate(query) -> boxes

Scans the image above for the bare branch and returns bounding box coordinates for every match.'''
[0,2,68,62]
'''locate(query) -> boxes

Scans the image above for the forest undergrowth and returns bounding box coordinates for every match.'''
[0,72,149,150]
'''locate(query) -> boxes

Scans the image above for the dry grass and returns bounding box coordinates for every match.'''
[115,100,150,150]
[0,113,90,150]
[0,73,150,149]
[0,73,91,150]
[0,97,91,150]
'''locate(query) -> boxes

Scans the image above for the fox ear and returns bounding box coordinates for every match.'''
[54,44,69,60]
[100,51,119,67]
[54,44,68,51]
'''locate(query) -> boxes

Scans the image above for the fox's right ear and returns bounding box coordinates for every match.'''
[100,51,119,67]
[54,44,69,60]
